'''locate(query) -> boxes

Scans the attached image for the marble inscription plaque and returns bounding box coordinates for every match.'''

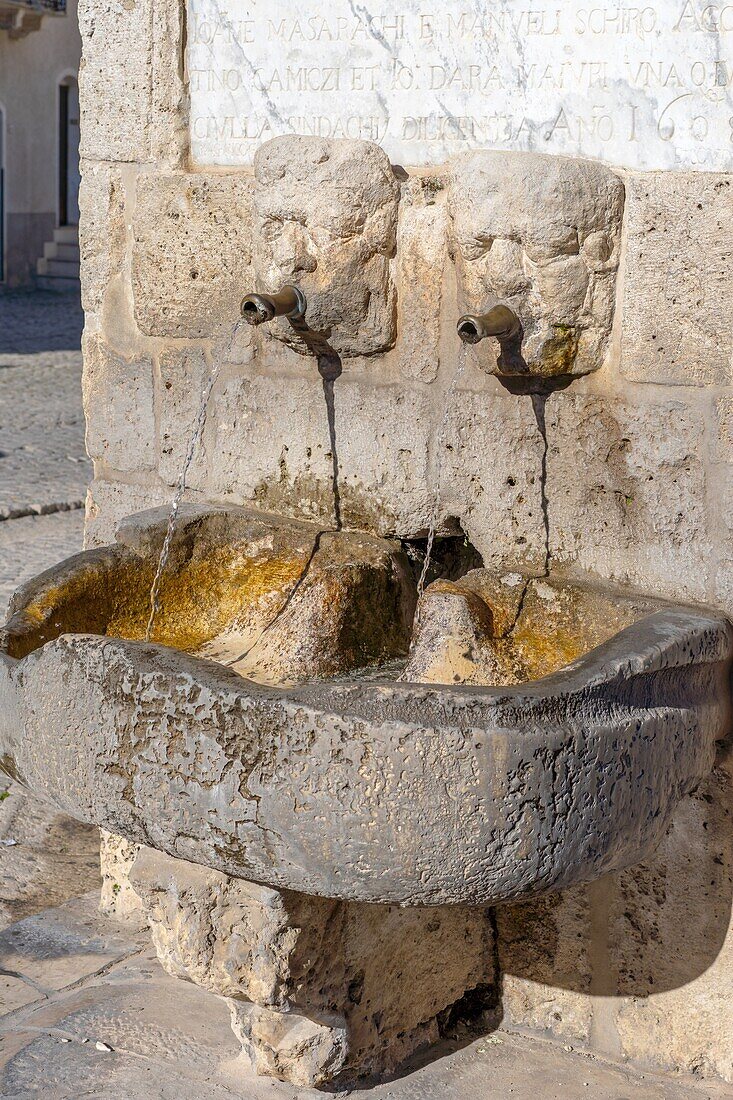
[188,1,733,169]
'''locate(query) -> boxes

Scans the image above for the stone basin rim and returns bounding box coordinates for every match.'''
[0,610,730,906]
[0,508,731,907]
[0,498,729,705]
[0,601,728,710]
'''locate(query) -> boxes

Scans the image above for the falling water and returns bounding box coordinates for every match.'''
[319,357,343,532]
[287,312,343,531]
[144,361,220,642]
[530,391,551,576]
[415,359,468,601]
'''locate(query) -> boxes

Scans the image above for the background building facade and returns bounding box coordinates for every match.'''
[0,0,80,288]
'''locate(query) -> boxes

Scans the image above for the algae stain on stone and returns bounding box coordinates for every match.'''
[540,325,580,377]
[8,547,309,660]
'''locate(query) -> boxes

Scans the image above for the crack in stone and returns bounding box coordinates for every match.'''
[0,966,50,998]
[223,528,328,668]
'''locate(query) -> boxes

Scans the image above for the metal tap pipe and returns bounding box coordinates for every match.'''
[240,285,307,326]
[457,304,521,345]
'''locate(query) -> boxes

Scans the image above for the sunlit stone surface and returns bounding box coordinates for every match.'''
[188,0,733,170]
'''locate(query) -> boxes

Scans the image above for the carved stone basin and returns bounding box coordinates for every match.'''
[0,503,731,908]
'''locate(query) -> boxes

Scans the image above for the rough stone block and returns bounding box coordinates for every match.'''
[332,380,433,534]
[719,471,733,540]
[130,851,309,1003]
[209,373,541,566]
[252,137,399,357]
[130,847,494,1086]
[403,571,654,688]
[396,180,447,383]
[498,763,733,1084]
[497,886,594,1045]
[229,1003,348,1089]
[715,560,733,619]
[404,573,512,686]
[157,348,209,488]
[84,479,170,548]
[621,174,733,386]
[215,320,255,367]
[78,162,126,314]
[99,829,142,919]
[78,0,152,163]
[448,152,624,379]
[546,394,712,601]
[713,476,733,615]
[611,764,733,1082]
[209,372,336,522]
[131,173,252,338]
[205,527,416,686]
[714,394,733,460]
[210,373,433,537]
[83,336,155,473]
[150,0,187,167]
[441,387,546,572]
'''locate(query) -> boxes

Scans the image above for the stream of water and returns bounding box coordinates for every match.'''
[414,374,552,627]
[415,359,468,601]
[530,392,551,576]
[144,361,220,642]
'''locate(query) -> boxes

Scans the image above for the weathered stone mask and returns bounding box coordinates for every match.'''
[447,151,625,379]
[252,136,399,358]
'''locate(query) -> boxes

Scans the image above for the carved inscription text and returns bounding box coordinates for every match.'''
[188,1,733,169]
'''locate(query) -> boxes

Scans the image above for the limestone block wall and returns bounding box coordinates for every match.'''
[77,0,733,1084]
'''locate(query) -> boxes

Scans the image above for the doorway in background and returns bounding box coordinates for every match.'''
[58,77,80,226]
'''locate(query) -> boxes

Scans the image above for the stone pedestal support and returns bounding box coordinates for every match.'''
[129,847,495,1088]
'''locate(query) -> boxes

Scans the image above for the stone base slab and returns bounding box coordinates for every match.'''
[129,846,495,1087]
[0,893,723,1100]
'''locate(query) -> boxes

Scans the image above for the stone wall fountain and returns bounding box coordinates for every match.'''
[2,137,732,1088]
[3,0,733,1090]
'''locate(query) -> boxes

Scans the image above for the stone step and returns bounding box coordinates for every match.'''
[43,241,80,263]
[35,275,80,293]
[36,258,80,279]
[53,225,79,245]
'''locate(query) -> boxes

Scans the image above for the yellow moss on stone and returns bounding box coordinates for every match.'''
[8,545,309,659]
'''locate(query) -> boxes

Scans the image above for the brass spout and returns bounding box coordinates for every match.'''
[240,285,307,326]
[457,304,521,345]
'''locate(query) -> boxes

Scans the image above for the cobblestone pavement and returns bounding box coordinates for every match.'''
[0,287,84,359]
[0,289,98,931]
[0,511,86,614]
[0,289,90,607]
[0,898,727,1100]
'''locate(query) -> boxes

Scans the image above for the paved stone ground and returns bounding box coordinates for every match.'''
[0,287,89,608]
[0,512,85,612]
[0,289,89,530]
[0,289,89,589]
[0,289,99,933]
[0,896,727,1100]
[0,288,84,359]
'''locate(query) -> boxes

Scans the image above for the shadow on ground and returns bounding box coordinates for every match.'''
[0,288,83,355]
